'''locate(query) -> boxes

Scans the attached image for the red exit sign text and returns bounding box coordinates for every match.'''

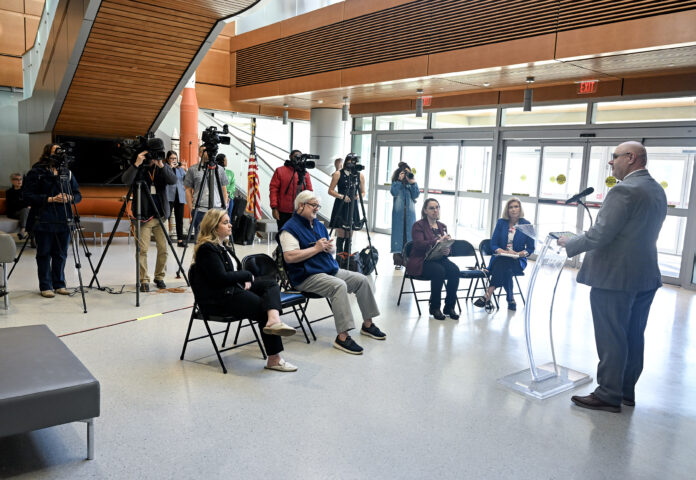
[577,80,598,95]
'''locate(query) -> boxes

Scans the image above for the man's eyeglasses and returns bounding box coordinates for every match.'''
[305,202,321,210]
[612,152,630,159]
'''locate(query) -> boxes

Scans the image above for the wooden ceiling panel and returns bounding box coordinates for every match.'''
[55,0,259,137]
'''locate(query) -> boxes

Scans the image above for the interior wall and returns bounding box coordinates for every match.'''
[0,90,31,188]
[0,0,44,88]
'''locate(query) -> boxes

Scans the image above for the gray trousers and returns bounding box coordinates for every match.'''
[589,287,657,406]
[296,269,380,334]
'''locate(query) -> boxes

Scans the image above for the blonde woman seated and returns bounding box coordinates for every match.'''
[191,209,298,372]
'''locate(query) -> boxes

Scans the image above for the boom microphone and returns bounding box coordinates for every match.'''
[565,187,594,204]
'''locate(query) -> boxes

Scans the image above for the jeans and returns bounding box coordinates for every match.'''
[35,230,70,291]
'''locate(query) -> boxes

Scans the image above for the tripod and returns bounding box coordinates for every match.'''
[88,165,189,306]
[9,165,99,313]
[177,155,229,277]
[338,170,378,275]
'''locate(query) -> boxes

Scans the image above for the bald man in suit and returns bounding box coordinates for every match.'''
[558,141,667,413]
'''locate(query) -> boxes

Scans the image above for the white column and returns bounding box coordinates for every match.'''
[309,108,344,175]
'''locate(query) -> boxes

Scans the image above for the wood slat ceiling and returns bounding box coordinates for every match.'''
[236,0,696,87]
[240,45,696,109]
[54,0,258,137]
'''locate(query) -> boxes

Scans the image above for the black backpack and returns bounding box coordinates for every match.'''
[337,251,363,273]
[359,246,379,275]
[233,214,256,245]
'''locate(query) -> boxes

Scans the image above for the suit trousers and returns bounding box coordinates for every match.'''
[133,218,168,283]
[296,269,380,334]
[34,230,70,291]
[421,257,460,309]
[589,287,657,406]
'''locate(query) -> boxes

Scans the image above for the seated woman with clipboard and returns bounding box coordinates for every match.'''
[474,197,534,311]
[405,198,459,320]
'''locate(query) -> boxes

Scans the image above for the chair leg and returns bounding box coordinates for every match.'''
[202,319,227,374]
[409,277,422,315]
[247,319,267,359]
[291,304,311,344]
[221,322,232,347]
[397,275,407,306]
[180,312,196,360]
[515,276,526,305]
[233,321,243,345]
[299,300,317,341]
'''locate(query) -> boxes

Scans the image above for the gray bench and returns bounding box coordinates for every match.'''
[80,216,131,246]
[256,218,278,245]
[0,325,100,460]
[0,215,19,233]
[0,233,17,309]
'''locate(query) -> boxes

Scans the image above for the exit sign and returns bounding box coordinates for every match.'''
[577,80,598,94]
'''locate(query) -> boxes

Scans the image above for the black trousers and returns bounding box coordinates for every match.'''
[276,211,293,230]
[489,256,523,300]
[169,199,185,241]
[208,279,284,356]
[421,257,460,309]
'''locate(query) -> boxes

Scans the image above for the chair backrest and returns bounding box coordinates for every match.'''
[450,239,480,267]
[478,239,493,268]
[402,241,414,261]
[242,254,278,283]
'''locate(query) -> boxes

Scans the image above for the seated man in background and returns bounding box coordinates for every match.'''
[5,173,30,239]
[279,190,386,355]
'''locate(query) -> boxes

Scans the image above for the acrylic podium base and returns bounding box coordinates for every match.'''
[498,362,592,400]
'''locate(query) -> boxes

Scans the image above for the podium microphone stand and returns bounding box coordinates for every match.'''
[498,223,592,399]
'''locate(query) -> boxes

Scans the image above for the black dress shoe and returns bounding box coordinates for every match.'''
[622,398,635,407]
[429,308,446,321]
[571,393,621,413]
[507,300,517,311]
[140,283,150,292]
[473,296,487,308]
[154,279,167,289]
[443,306,460,320]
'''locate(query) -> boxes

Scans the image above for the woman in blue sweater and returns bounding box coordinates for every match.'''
[474,197,534,311]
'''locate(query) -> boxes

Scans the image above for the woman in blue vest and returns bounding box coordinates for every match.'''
[474,197,534,311]
[191,209,298,372]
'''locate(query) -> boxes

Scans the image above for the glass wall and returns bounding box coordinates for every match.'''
[432,109,496,128]
[501,104,588,126]
[593,97,696,124]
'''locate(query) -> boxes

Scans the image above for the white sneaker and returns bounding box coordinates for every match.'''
[264,359,298,372]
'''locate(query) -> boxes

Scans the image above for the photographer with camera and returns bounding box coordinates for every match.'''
[23,144,82,298]
[165,151,187,247]
[328,153,365,257]
[184,145,229,239]
[122,141,177,292]
[269,150,314,229]
[390,162,419,269]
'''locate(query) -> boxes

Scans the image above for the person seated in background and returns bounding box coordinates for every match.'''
[474,197,534,311]
[5,173,30,239]
[406,198,460,321]
[192,208,298,372]
[279,190,386,355]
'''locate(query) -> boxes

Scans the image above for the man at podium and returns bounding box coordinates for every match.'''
[558,141,667,413]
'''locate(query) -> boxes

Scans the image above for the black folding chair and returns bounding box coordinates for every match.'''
[449,239,489,303]
[274,240,334,341]
[478,239,526,309]
[396,241,433,315]
[242,253,314,344]
[180,263,266,374]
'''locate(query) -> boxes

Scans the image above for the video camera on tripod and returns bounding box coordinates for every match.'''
[113,134,166,168]
[343,153,364,174]
[285,151,319,172]
[49,142,76,170]
[201,125,230,164]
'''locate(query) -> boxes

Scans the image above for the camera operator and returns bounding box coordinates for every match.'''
[328,153,365,256]
[5,172,30,240]
[184,146,229,239]
[269,150,313,229]
[390,162,419,269]
[122,145,177,292]
[23,143,82,298]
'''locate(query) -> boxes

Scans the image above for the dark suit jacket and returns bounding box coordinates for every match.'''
[565,169,667,291]
[191,242,253,312]
[406,218,449,276]
[489,217,534,271]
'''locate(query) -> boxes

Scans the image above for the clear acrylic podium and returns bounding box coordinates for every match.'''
[498,224,592,399]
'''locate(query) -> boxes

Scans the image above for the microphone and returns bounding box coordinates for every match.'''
[565,187,594,205]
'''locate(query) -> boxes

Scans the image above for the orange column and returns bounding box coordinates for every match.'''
[180,74,199,168]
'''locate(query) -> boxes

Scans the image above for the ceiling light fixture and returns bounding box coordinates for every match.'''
[282,104,288,125]
[523,76,535,112]
[415,88,424,117]
[342,96,349,122]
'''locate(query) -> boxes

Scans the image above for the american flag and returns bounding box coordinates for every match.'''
[245,118,262,220]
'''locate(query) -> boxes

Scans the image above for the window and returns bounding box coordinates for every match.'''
[375,113,428,130]
[593,97,696,124]
[432,109,496,128]
[502,104,587,126]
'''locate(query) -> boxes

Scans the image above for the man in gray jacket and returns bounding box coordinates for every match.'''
[558,141,667,412]
[122,149,177,292]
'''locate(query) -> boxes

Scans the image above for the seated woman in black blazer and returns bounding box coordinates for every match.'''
[192,209,298,372]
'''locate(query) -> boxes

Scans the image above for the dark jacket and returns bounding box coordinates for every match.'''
[489,217,534,271]
[406,218,449,276]
[5,187,28,215]
[23,163,82,232]
[280,213,338,286]
[191,242,253,313]
[122,162,177,219]
[269,165,313,213]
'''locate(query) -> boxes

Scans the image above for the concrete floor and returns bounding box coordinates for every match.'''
[1,232,695,479]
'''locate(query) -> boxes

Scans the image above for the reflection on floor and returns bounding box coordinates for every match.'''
[1,231,695,479]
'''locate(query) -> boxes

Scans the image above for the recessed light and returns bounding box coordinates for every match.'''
[483,82,490,87]
[318,100,324,104]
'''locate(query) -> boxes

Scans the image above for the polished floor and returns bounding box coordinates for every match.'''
[1,231,695,479]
